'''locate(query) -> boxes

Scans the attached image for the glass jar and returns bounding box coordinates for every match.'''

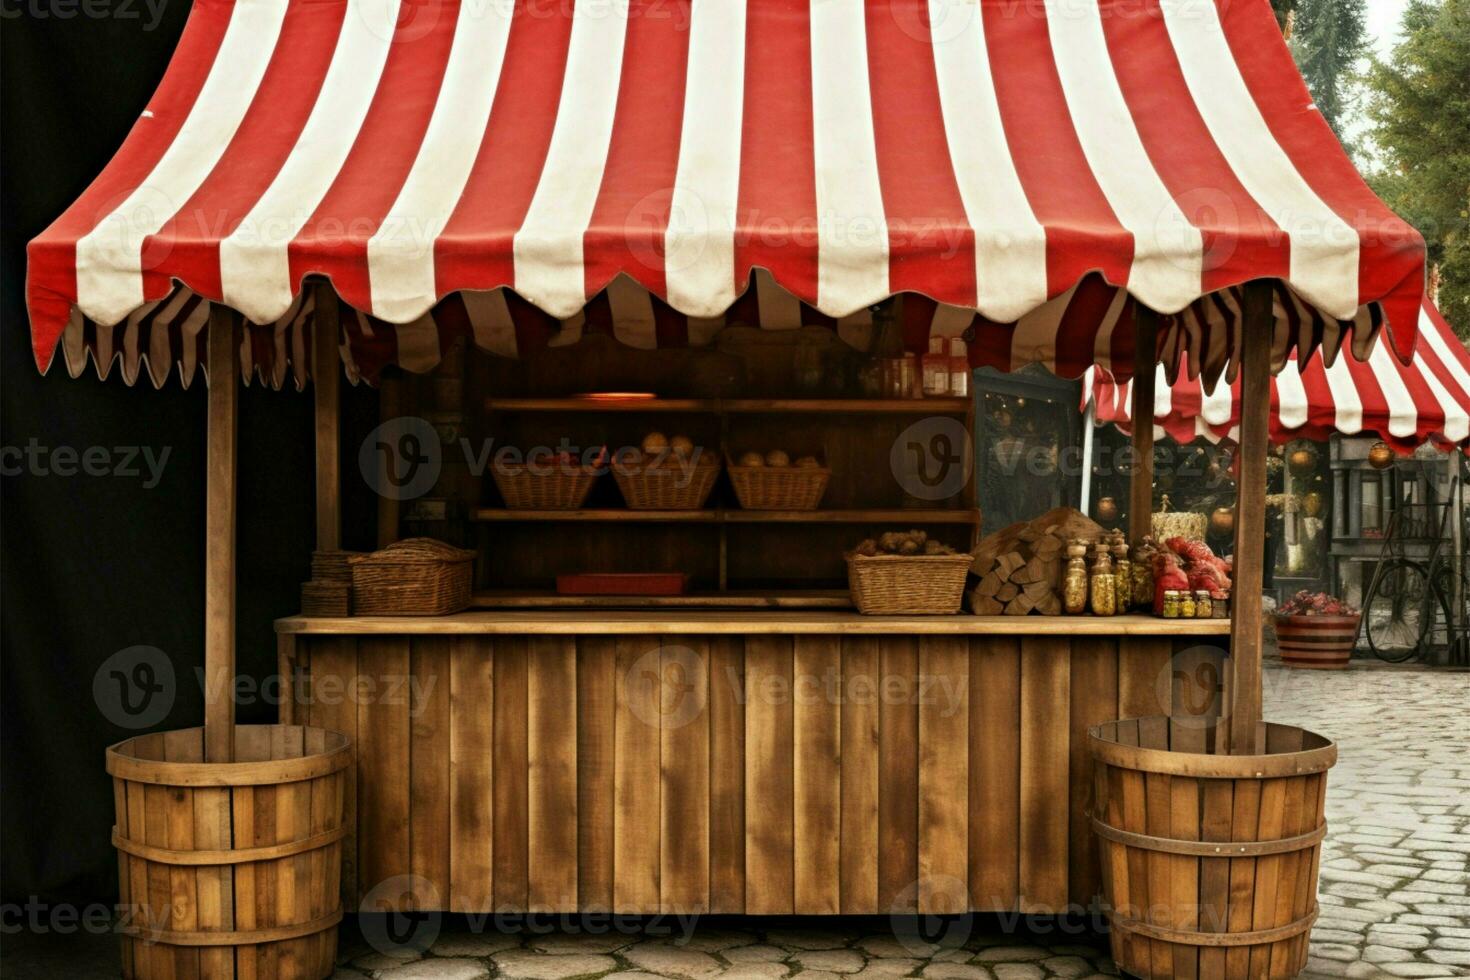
[1063,556,1089,615]
[1179,591,1197,619]
[1194,590,1213,619]
[882,355,919,398]
[922,337,950,397]
[948,338,970,397]
[1161,590,1181,619]
[1090,553,1116,616]
[1111,536,1131,611]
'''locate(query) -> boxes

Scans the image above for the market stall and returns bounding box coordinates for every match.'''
[1084,299,1470,451]
[27,0,1426,976]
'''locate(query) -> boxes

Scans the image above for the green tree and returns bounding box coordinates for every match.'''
[1365,0,1470,339]
[1289,0,1368,141]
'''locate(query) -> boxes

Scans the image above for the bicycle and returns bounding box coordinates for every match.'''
[1360,478,1469,663]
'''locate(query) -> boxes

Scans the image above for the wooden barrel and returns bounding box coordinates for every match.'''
[106,725,352,980]
[1274,613,1361,669]
[1089,717,1336,980]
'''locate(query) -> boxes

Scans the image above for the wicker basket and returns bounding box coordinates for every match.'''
[301,579,350,616]
[491,451,604,510]
[613,452,721,510]
[349,538,475,616]
[846,552,973,615]
[727,452,831,510]
[310,550,360,584]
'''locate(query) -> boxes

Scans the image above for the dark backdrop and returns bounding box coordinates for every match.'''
[1,9,376,905]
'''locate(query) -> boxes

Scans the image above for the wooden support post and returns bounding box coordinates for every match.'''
[314,284,342,551]
[1129,304,1160,545]
[1228,281,1273,754]
[377,375,402,548]
[205,306,239,763]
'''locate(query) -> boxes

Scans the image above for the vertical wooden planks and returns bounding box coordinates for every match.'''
[493,636,529,910]
[970,636,1021,910]
[306,637,359,904]
[917,636,969,914]
[878,637,919,914]
[1198,779,1235,980]
[529,637,579,911]
[167,784,200,980]
[1118,636,1173,720]
[1019,635,1070,913]
[708,636,745,913]
[1169,775,1202,980]
[660,638,711,913]
[449,638,493,912]
[614,635,661,913]
[193,785,234,979]
[1143,766,1174,978]
[1225,777,1261,978]
[577,637,616,911]
[409,638,452,909]
[1248,777,1287,977]
[794,635,841,914]
[1068,637,1119,908]
[840,637,880,914]
[745,634,794,914]
[357,636,411,908]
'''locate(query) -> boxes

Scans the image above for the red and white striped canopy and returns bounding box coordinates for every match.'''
[1085,300,1470,451]
[28,0,1425,386]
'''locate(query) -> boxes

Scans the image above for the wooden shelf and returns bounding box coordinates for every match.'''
[278,611,1233,637]
[483,397,972,414]
[471,507,981,524]
[471,590,853,609]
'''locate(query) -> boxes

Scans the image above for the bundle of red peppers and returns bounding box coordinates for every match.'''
[1152,536,1233,615]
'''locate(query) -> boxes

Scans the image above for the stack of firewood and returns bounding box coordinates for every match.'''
[968,506,1103,616]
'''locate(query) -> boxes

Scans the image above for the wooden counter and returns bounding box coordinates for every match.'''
[278,610,1232,636]
[276,611,1229,917]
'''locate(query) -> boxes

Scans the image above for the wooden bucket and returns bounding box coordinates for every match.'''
[106,725,352,980]
[1274,613,1360,669]
[1089,717,1336,980]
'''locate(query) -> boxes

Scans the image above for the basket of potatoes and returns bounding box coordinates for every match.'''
[613,432,722,510]
[726,447,830,510]
[846,530,972,615]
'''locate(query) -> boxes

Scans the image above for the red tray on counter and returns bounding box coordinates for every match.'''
[556,573,689,596]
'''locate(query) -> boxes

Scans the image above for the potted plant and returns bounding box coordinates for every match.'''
[1274,590,1362,669]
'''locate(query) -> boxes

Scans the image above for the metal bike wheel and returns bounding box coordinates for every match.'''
[1364,559,1432,663]
[1431,564,1469,661]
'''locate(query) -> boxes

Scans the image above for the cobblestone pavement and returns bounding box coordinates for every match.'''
[327,663,1468,980]
[1263,663,1470,979]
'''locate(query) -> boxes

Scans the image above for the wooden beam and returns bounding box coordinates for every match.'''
[313,284,342,551]
[205,306,239,763]
[1129,304,1160,545]
[1228,281,1273,754]
[377,374,402,548]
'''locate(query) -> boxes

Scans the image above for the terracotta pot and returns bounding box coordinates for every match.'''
[1274,613,1361,669]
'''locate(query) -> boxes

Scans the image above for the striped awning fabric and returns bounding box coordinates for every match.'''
[28,0,1425,387]
[1084,300,1470,451]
